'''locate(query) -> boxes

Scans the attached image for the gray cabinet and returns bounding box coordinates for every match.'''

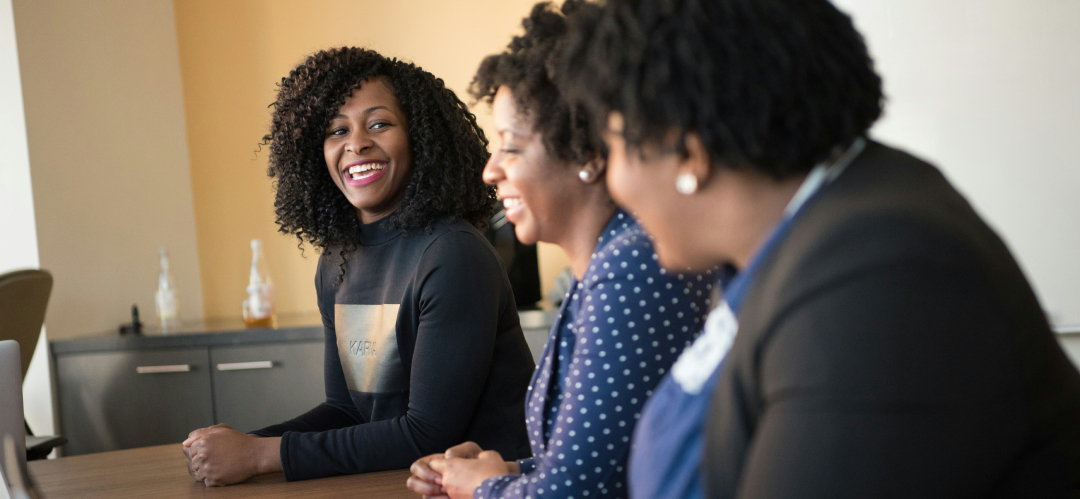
[55,348,215,456]
[51,314,554,456]
[210,341,324,433]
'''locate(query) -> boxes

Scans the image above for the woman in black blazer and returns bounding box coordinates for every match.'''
[559,0,1080,497]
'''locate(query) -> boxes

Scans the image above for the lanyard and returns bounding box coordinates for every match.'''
[669,138,866,394]
[724,137,866,313]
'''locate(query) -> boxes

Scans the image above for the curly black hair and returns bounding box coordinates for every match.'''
[264,47,495,259]
[470,0,603,165]
[560,0,884,178]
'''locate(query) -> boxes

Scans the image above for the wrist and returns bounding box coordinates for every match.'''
[251,436,283,475]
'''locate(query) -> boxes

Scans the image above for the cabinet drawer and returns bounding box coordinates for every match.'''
[209,341,324,433]
[56,348,214,455]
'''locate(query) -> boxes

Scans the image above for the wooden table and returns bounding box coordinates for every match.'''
[27,444,417,498]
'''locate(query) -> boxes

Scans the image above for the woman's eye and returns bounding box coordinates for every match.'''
[500,148,521,155]
[327,127,348,137]
[370,121,391,130]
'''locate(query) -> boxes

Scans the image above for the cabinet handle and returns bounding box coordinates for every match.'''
[135,364,192,374]
[216,361,274,371]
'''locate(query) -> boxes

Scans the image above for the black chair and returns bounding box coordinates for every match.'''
[0,269,66,459]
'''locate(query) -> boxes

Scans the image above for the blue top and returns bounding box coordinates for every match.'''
[627,152,862,499]
[476,211,712,499]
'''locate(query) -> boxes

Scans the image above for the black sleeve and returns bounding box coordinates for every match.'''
[276,231,509,480]
[705,217,1033,498]
[251,255,363,437]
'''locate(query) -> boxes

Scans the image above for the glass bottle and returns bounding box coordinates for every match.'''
[242,239,276,328]
[155,247,181,334]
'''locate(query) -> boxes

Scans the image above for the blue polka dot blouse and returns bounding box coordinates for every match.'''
[475,211,713,499]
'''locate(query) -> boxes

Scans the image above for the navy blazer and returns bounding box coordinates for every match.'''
[703,141,1080,497]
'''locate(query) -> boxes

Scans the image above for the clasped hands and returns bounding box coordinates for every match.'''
[407,441,520,499]
[182,423,282,486]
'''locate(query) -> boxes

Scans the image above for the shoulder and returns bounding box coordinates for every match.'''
[418,216,493,256]
[582,213,655,285]
[581,213,716,311]
[737,142,1042,348]
[766,142,1005,300]
[410,216,502,278]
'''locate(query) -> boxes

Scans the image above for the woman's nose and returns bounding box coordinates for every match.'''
[345,132,373,155]
[482,153,504,186]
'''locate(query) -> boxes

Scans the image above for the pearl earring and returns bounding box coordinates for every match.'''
[675,172,698,195]
[579,170,592,182]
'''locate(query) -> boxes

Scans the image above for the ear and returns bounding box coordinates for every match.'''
[677,132,712,187]
[578,154,607,184]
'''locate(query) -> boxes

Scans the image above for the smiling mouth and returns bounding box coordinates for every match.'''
[501,196,526,223]
[502,197,523,210]
[347,162,387,180]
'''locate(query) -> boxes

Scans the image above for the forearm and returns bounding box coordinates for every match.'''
[251,436,284,475]
[280,413,440,480]
[250,402,359,437]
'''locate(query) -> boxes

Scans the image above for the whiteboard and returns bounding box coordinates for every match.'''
[831,0,1080,331]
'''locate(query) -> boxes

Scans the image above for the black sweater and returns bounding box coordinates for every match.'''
[253,216,534,480]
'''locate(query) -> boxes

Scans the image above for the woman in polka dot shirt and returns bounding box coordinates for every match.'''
[405,3,712,499]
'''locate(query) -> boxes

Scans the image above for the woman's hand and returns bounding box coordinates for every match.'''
[428,449,512,499]
[408,441,489,498]
[181,423,282,486]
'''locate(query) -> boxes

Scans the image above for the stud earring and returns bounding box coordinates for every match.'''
[675,172,698,195]
[579,170,592,182]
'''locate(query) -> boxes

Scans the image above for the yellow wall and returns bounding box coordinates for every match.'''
[14,0,204,340]
[174,0,570,319]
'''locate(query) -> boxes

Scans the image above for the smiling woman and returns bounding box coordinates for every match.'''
[404,3,712,499]
[323,78,414,223]
[180,47,536,486]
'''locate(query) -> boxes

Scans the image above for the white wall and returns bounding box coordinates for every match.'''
[0,0,53,436]
[13,0,205,341]
[832,0,1080,331]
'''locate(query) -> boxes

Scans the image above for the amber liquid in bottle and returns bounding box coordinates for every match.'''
[243,315,275,328]
[242,239,276,329]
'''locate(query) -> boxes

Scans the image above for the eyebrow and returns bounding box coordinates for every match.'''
[498,126,529,139]
[330,105,390,120]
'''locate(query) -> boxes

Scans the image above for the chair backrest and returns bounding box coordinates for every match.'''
[0,340,25,489]
[0,270,52,380]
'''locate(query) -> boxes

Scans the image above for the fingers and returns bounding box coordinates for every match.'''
[183,445,198,481]
[406,475,446,496]
[477,450,504,462]
[428,457,448,475]
[187,437,207,458]
[183,427,211,446]
[183,423,236,446]
[191,453,207,483]
[183,429,200,447]
[191,454,225,487]
[445,441,483,459]
[411,454,445,484]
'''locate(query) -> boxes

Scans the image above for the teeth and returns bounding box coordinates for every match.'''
[348,163,386,174]
[503,198,523,209]
[348,163,386,180]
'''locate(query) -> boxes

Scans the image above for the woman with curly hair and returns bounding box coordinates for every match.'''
[181,47,535,486]
[560,0,1080,497]
[405,3,710,498]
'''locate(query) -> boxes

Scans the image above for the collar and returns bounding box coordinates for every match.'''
[358,215,405,246]
[784,137,866,218]
[723,137,866,313]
